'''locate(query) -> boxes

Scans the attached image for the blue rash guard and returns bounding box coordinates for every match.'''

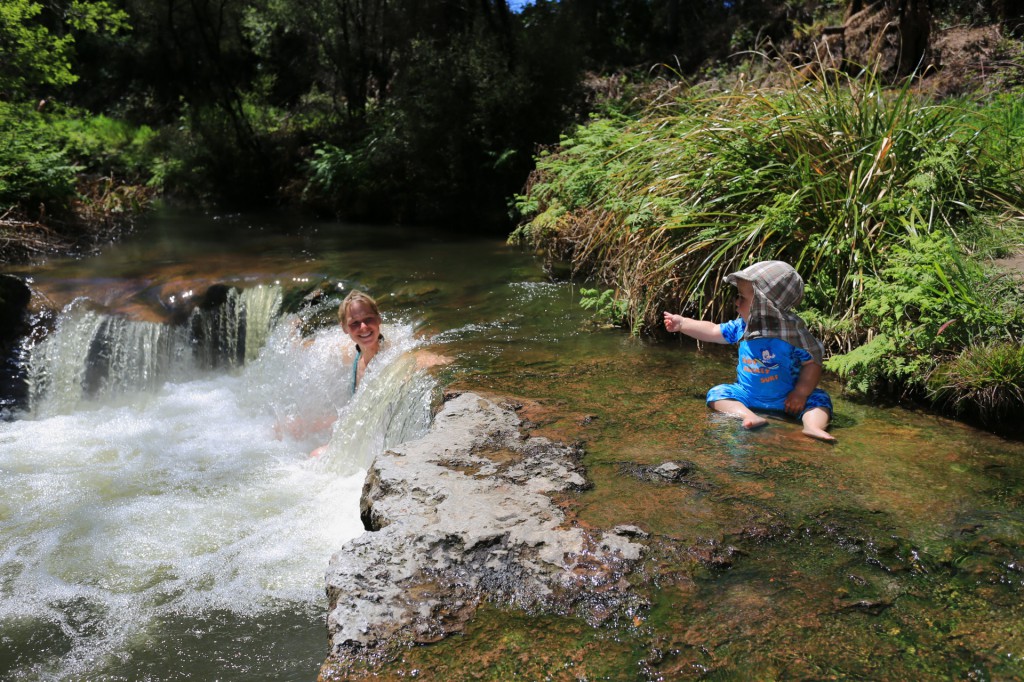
[706,318,832,416]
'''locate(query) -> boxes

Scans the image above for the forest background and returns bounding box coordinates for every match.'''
[2,0,1024,430]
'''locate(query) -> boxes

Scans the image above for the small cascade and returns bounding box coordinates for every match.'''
[26,284,284,415]
[189,285,246,369]
[27,303,192,415]
[240,284,283,362]
[91,316,190,396]
[317,339,434,476]
[27,303,107,414]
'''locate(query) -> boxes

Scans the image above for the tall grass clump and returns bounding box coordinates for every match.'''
[512,62,1024,348]
[927,341,1024,428]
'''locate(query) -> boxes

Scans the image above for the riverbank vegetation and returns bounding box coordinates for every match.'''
[4,0,1024,426]
[511,50,1024,428]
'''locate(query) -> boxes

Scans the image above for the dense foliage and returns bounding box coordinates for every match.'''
[5,0,1023,228]
[4,0,1024,422]
[512,61,1024,420]
[4,0,945,231]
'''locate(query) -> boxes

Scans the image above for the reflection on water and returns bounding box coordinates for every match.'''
[3,208,1024,680]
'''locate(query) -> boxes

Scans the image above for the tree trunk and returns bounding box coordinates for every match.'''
[842,0,932,79]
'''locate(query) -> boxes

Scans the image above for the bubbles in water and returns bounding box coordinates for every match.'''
[0,305,436,680]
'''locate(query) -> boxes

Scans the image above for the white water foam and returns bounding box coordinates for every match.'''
[0,310,434,680]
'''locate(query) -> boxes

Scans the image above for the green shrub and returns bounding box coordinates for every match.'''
[0,103,77,208]
[927,342,1024,425]
[302,142,374,212]
[825,233,1024,395]
[579,287,629,328]
[51,113,157,182]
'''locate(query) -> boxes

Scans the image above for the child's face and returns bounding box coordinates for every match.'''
[735,279,754,322]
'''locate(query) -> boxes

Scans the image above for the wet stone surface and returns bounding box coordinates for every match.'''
[321,392,648,672]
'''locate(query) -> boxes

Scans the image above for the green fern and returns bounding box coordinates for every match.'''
[579,288,627,326]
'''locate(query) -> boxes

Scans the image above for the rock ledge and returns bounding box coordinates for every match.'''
[324,392,646,657]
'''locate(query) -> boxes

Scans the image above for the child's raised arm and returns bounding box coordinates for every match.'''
[663,312,727,343]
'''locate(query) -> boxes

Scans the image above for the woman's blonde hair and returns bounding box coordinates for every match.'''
[338,290,380,326]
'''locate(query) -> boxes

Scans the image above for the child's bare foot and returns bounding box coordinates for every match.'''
[800,407,834,442]
[802,425,836,442]
[743,414,768,429]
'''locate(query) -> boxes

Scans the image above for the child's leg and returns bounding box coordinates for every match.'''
[709,399,768,429]
[800,407,835,442]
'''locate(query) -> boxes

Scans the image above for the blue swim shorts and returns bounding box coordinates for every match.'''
[705,383,833,418]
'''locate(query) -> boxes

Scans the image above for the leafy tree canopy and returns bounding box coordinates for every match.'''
[0,0,128,101]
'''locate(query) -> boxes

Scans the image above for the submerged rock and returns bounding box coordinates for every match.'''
[617,458,711,491]
[323,392,647,661]
[0,275,32,415]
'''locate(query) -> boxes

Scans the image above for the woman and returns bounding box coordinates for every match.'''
[307,289,450,459]
[339,289,384,391]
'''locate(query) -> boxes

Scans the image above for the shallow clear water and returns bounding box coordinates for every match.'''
[4,208,1024,680]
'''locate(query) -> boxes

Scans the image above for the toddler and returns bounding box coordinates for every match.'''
[664,261,834,441]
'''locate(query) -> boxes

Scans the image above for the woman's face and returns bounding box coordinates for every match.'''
[735,279,754,322]
[344,301,381,350]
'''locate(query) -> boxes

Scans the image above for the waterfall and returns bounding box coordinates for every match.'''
[317,349,434,475]
[26,302,106,414]
[189,286,245,369]
[240,284,283,363]
[93,315,190,396]
[0,304,438,681]
[26,284,283,416]
[26,302,191,415]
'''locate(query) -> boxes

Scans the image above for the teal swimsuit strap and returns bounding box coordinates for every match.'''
[352,346,361,392]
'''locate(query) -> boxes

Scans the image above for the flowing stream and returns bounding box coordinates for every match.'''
[0,209,526,680]
[2,208,1023,680]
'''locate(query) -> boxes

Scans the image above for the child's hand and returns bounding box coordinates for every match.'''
[784,390,809,416]
[663,312,685,333]
[663,312,726,343]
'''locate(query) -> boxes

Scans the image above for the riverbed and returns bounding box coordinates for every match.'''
[2,208,1022,680]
